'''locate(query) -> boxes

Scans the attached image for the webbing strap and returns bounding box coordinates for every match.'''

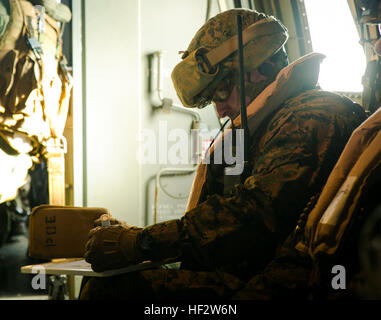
[205,19,285,67]
[18,0,45,81]
[47,154,65,205]
[46,138,66,205]
[44,79,72,138]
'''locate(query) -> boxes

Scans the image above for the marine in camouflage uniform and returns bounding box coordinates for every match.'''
[80,9,367,300]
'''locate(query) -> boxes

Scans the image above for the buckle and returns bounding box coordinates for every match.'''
[59,56,72,83]
[26,36,43,60]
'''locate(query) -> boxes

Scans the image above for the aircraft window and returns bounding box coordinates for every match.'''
[304,0,366,92]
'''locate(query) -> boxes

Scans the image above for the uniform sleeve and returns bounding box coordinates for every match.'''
[136,91,366,270]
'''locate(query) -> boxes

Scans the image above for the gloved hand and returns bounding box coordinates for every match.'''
[84,224,143,272]
[93,215,128,227]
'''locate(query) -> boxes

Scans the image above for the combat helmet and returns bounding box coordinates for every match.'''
[171,8,289,108]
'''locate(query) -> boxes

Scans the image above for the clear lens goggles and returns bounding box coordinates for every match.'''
[211,78,233,103]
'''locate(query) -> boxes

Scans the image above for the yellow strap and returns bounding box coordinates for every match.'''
[46,139,66,205]
[42,78,72,138]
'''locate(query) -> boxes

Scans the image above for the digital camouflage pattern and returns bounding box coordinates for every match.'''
[171,9,288,108]
[184,8,287,74]
[186,9,265,53]
[80,89,366,300]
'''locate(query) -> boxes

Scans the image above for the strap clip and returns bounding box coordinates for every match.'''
[59,55,72,83]
[26,36,43,60]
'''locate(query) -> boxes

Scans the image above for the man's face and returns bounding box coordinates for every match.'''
[213,84,241,119]
[213,67,272,120]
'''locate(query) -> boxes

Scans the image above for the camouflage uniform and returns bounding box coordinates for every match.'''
[80,89,366,300]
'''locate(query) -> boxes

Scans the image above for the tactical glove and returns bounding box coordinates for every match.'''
[93,215,128,227]
[84,224,143,272]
